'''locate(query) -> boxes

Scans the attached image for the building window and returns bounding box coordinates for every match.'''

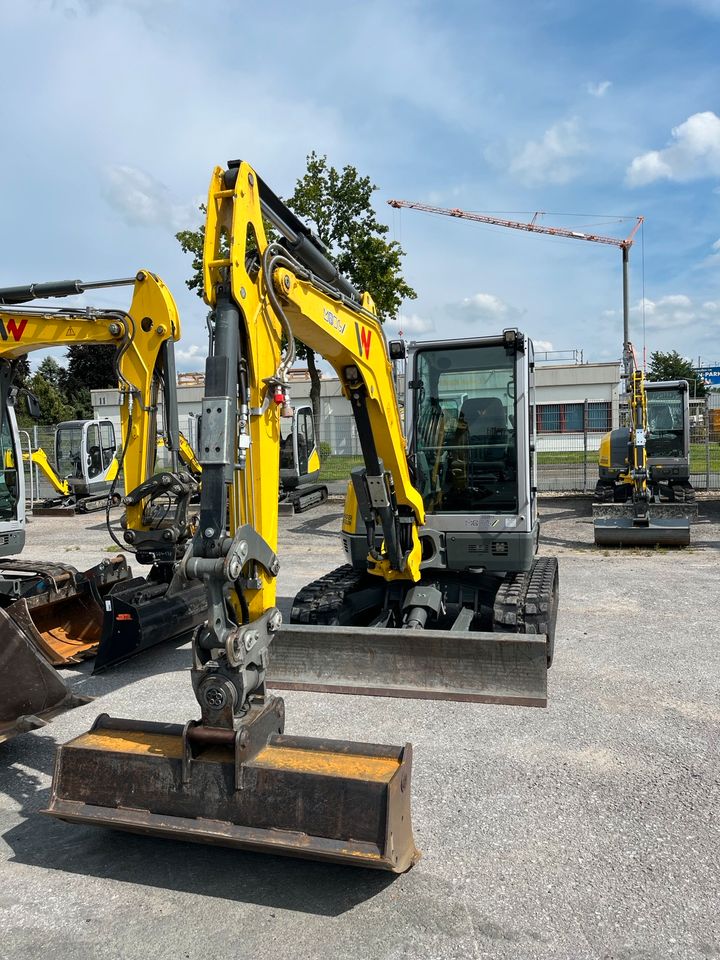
[536,401,610,433]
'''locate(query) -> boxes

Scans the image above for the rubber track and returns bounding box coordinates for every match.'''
[493,557,559,666]
[671,482,696,504]
[290,564,366,625]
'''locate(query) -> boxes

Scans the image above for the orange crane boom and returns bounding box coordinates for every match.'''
[387,198,643,376]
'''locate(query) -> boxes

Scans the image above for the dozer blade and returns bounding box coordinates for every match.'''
[268,623,547,708]
[592,503,693,547]
[44,708,419,873]
[92,577,208,673]
[592,501,698,521]
[0,607,90,744]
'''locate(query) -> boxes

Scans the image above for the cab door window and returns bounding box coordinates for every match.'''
[85,423,103,478]
[99,422,116,470]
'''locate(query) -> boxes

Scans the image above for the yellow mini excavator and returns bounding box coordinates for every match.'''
[0,272,207,742]
[592,350,695,547]
[278,402,328,514]
[44,160,558,872]
[25,418,120,515]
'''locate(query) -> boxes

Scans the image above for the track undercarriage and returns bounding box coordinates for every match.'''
[291,557,559,668]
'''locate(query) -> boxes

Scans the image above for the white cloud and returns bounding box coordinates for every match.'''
[455,292,524,325]
[103,165,201,231]
[626,111,720,186]
[394,313,434,335]
[175,343,207,369]
[586,80,612,98]
[509,118,586,186]
[696,237,720,268]
[629,294,720,331]
[669,0,720,16]
[534,340,554,352]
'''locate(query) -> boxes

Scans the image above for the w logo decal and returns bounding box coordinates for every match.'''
[0,317,28,342]
[355,322,372,360]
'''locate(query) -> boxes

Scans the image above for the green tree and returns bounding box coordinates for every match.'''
[175,154,416,424]
[647,350,707,398]
[12,356,30,386]
[286,152,416,422]
[176,205,209,301]
[36,356,67,392]
[63,344,118,417]
[22,371,73,424]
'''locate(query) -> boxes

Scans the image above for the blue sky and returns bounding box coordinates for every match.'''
[1,0,719,371]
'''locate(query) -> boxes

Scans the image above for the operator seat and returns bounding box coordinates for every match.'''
[456,397,510,478]
[460,397,506,441]
[649,403,673,431]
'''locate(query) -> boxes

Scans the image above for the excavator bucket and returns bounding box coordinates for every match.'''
[92,577,208,673]
[44,710,419,873]
[0,606,90,744]
[592,502,695,547]
[268,623,548,707]
[10,593,105,665]
[0,556,130,665]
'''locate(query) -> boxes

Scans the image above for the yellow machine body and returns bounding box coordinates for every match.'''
[46,162,549,872]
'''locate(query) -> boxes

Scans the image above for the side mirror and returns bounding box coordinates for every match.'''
[25,391,41,421]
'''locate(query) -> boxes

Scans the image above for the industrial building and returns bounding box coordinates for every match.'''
[91,357,622,455]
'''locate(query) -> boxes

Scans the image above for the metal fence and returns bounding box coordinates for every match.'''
[316,401,720,493]
[20,424,64,504]
[21,400,720,505]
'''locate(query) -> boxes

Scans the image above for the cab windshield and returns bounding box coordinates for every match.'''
[56,425,84,479]
[413,344,518,513]
[647,388,684,459]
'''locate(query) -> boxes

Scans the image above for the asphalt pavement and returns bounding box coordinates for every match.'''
[0,497,718,960]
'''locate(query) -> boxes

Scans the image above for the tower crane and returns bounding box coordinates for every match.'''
[387,198,643,377]
[388,200,692,546]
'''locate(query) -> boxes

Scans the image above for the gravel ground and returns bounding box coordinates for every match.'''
[1,495,719,960]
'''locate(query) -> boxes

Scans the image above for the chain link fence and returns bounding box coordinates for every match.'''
[315,401,720,493]
[20,399,720,505]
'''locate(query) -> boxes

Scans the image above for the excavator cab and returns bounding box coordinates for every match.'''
[409,333,536,566]
[278,403,327,513]
[51,419,118,500]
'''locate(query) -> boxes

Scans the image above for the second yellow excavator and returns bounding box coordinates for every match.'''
[0,272,206,742]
